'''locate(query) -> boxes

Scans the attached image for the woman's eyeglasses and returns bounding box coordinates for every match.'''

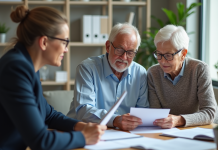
[47,36,69,48]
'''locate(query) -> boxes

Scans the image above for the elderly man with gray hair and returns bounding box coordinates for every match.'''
[148,24,217,128]
[67,23,149,131]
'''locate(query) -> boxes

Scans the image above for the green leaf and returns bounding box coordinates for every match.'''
[0,23,10,33]
[151,15,164,28]
[187,31,195,35]
[162,8,177,25]
[177,2,185,21]
[186,3,202,14]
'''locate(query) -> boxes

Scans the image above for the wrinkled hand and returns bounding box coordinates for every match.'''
[113,113,142,131]
[153,114,185,129]
[81,123,107,145]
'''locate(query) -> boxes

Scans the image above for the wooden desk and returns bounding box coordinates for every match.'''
[74,124,217,150]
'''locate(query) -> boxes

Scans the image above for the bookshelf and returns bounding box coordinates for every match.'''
[0,0,151,90]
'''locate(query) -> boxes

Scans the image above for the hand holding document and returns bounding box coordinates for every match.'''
[130,108,170,126]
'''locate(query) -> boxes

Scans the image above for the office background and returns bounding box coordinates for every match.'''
[0,0,217,100]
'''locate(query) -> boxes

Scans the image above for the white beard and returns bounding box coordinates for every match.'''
[109,58,129,73]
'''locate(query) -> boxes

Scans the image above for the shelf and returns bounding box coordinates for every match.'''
[70,80,75,85]
[69,42,105,47]
[28,1,65,5]
[70,1,107,5]
[0,1,24,5]
[112,1,146,6]
[41,81,66,85]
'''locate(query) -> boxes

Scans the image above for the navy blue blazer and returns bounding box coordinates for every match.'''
[0,43,85,150]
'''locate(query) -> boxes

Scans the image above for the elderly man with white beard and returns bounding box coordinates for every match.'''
[67,23,149,131]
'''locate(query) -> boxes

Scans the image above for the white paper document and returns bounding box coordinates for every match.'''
[130,126,180,134]
[85,141,126,150]
[145,138,216,150]
[161,127,214,140]
[85,136,164,150]
[115,136,164,148]
[130,108,170,126]
[100,129,141,141]
[99,91,127,125]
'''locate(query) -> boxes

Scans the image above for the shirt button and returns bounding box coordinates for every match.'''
[117,97,119,100]
[116,110,118,112]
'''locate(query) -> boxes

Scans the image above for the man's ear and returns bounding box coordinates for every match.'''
[105,40,110,53]
[39,36,48,51]
[181,49,188,60]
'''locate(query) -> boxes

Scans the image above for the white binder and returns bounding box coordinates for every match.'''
[81,15,92,43]
[92,15,100,43]
[126,12,135,24]
[100,16,108,43]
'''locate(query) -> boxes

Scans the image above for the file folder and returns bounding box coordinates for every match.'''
[100,16,108,43]
[126,12,135,24]
[92,15,100,43]
[81,15,92,43]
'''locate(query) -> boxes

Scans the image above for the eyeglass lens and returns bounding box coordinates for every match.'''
[115,49,136,58]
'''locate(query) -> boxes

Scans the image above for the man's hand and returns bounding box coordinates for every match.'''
[113,113,142,131]
[153,114,186,129]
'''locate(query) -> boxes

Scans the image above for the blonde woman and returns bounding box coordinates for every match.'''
[0,5,106,150]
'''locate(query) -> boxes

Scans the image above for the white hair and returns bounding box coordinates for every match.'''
[154,25,189,53]
[108,22,141,51]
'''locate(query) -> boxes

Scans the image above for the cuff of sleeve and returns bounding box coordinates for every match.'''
[107,114,118,127]
[71,131,86,148]
[181,115,192,127]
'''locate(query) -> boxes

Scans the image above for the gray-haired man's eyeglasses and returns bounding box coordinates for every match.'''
[110,42,137,59]
[153,49,182,61]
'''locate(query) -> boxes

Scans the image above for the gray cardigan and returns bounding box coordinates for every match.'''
[147,57,218,127]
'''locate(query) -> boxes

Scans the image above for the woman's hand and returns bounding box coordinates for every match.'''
[74,122,87,131]
[153,114,186,129]
[81,123,107,145]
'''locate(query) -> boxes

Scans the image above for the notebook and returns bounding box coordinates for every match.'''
[160,127,214,141]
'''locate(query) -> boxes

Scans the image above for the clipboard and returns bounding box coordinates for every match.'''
[99,91,127,125]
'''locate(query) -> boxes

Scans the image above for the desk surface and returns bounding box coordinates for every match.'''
[74,124,217,150]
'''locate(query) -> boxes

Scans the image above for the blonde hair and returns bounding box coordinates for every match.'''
[10,5,68,47]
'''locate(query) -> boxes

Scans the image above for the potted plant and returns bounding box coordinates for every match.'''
[0,23,10,43]
[214,61,218,80]
[135,2,201,69]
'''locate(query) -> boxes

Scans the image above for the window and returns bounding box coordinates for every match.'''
[199,0,218,86]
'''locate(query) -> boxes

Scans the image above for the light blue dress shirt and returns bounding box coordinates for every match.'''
[67,54,149,127]
[164,61,185,85]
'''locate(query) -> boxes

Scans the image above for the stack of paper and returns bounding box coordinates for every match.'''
[85,136,164,150]
[85,128,216,150]
[132,138,216,150]
[100,129,142,141]
[130,126,180,134]
[161,127,214,140]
